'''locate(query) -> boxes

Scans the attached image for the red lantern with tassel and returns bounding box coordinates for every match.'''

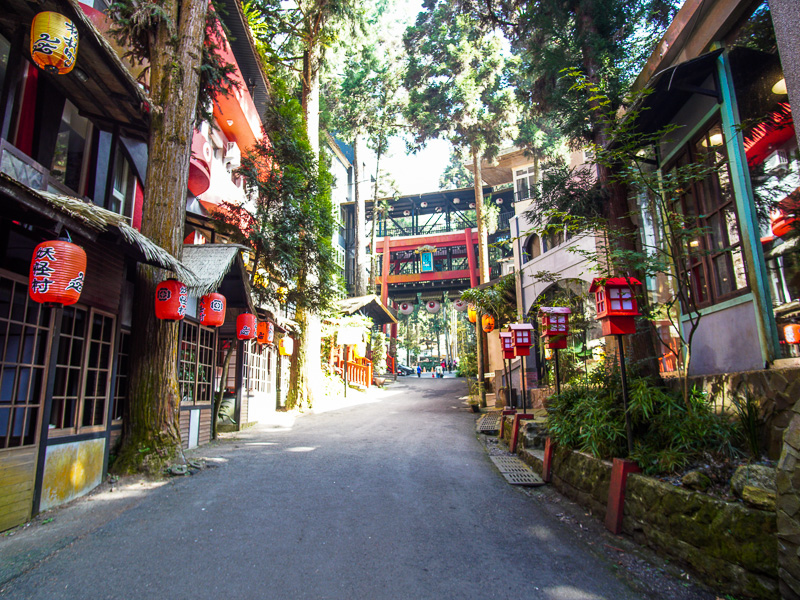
[199,293,226,327]
[29,239,87,305]
[154,279,188,321]
[237,313,257,340]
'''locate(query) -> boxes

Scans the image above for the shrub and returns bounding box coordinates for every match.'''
[546,361,739,475]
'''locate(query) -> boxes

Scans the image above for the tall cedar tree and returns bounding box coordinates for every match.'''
[458,0,675,374]
[403,0,515,401]
[108,0,237,472]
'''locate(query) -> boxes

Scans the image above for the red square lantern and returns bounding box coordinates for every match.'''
[257,321,275,345]
[509,323,534,356]
[589,277,642,336]
[540,307,571,350]
[499,331,515,359]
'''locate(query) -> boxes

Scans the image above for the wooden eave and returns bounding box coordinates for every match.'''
[0,0,150,139]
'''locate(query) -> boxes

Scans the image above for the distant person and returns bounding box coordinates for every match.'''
[416,365,421,377]
[441,360,446,370]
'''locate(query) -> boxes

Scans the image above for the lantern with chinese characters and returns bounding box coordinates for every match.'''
[29,239,86,305]
[785,324,800,344]
[499,331,515,359]
[509,323,534,356]
[481,314,495,333]
[425,300,440,314]
[540,307,571,350]
[467,305,477,323]
[398,302,414,315]
[589,277,642,336]
[236,313,257,340]
[453,300,468,312]
[198,293,226,327]
[31,12,79,75]
[257,321,275,345]
[154,279,188,321]
[279,336,294,356]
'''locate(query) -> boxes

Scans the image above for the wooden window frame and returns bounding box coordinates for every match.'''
[0,270,52,450]
[667,120,750,310]
[178,319,216,406]
[49,306,116,438]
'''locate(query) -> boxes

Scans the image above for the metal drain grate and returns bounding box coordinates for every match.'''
[490,455,545,486]
[476,412,501,433]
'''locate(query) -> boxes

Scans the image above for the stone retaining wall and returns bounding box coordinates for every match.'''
[519,446,778,598]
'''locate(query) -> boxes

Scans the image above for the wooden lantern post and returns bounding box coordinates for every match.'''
[510,323,534,413]
[589,277,643,455]
[540,307,571,396]
[499,331,515,409]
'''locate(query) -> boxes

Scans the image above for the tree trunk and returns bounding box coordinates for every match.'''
[472,149,488,404]
[116,0,207,474]
[287,306,311,410]
[353,134,366,295]
[212,342,235,439]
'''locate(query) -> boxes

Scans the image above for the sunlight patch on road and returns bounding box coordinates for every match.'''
[543,586,604,599]
[285,446,317,452]
[526,525,555,541]
[243,442,278,446]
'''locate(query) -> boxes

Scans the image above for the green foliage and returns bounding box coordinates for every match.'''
[403,0,515,160]
[456,348,477,378]
[439,148,473,190]
[547,362,740,475]
[371,331,387,374]
[223,75,340,313]
[108,0,239,126]
[730,392,763,460]
[460,275,516,327]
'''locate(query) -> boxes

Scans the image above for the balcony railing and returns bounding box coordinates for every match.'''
[0,140,78,198]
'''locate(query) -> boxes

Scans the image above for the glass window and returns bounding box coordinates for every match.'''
[109,148,136,218]
[179,321,216,405]
[50,306,114,432]
[50,100,91,193]
[668,121,749,309]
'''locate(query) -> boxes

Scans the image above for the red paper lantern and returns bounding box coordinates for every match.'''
[199,293,226,327]
[482,314,495,333]
[785,324,800,344]
[509,323,534,356]
[237,313,257,340]
[279,336,294,356]
[29,239,87,305]
[257,321,275,345]
[589,277,642,336]
[467,306,477,323]
[154,279,188,321]
[499,331,515,359]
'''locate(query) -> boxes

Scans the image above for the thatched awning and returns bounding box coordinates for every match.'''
[182,244,255,312]
[1,174,196,283]
[337,295,398,326]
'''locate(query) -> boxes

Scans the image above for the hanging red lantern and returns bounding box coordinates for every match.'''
[31,12,79,75]
[237,313,257,340]
[279,336,294,356]
[29,239,86,305]
[467,306,477,323]
[257,321,275,345]
[154,279,188,321]
[482,314,495,333]
[199,293,226,327]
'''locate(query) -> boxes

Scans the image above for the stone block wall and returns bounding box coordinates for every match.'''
[624,475,777,598]
[777,400,800,600]
[519,446,778,599]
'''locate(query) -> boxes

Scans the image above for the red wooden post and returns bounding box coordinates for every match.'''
[381,235,391,306]
[509,413,537,453]
[543,438,556,483]
[605,458,641,534]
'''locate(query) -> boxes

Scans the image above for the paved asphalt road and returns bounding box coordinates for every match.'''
[0,376,702,600]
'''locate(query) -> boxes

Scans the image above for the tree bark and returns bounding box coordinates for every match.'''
[116,0,208,474]
[353,135,366,295]
[472,149,489,404]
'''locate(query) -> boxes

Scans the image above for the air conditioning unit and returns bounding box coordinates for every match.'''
[224,142,241,171]
[765,149,789,175]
